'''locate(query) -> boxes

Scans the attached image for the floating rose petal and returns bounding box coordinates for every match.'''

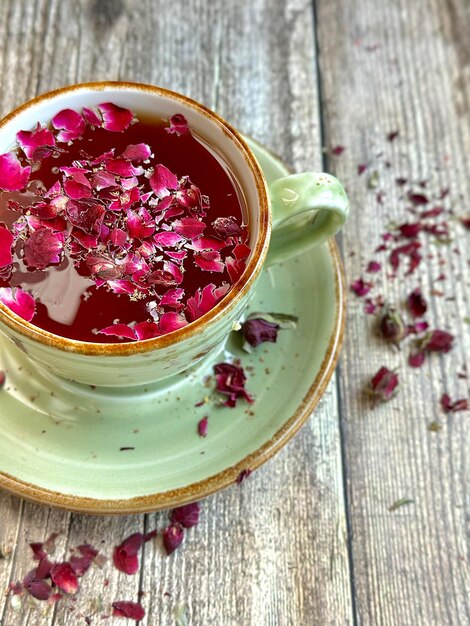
[213,361,253,408]
[63,179,92,199]
[50,563,78,594]
[92,171,117,190]
[69,544,98,577]
[159,311,188,334]
[166,114,189,135]
[163,524,184,555]
[30,542,47,561]
[0,224,14,268]
[440,393,468,413]
[212,216,242,239]
[172,218,205,241]
[109,186,140,211]
[86,254,122,280]
[106,158,143,177]
[134,321,160,340]
[171,502,200,528]
[242,318,279,348]
[52,109,86,142]
[82,107,102,127]
[350,278,372,297]
[368,366,399,402]
[99,324,136,341]
[121,176,139,190]
[122,142,151,162]
[185,283,229,321]
[197,416,208,437]
[28,201,60,220]
[233,242,251,261]
[98,103,134,132]
[153,231,183,248]
[163,260,184,285]
[160,288,184,309]
[407,288,427,318]
[0,152,31,191]
[109,228,127,247]
[0,287,35,321]
[17,124,56,160]
[112,601,145,621]
[127,208,155,239]
[24,229,65,269]
[149,164,178,198]
[194,250,225,273]
[226,256,245,283]
[66,198,105,234]
[189,236,226,252]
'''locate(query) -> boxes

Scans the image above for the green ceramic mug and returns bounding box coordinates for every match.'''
[0,82,348,386]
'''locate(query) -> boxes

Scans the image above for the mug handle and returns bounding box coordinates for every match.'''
[267,172,349,265]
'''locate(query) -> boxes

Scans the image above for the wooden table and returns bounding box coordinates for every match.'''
[0,1,469,624]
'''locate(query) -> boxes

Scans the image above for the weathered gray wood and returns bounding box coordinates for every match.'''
[0,1,353,625]
[317,0,470,624]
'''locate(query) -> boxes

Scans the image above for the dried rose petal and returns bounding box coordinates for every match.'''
[189,236,226,252]
[17,124,56,160]
[368,366,399,402]
[63,178,92,199]
[186,283,229,321]
[0,152,31,191]
[134,321,160,340]
[366,260,381,273]
[97,103,133,132]
[242,318,279,348]
[389,241,422,274]
[398,222,421,238]
[226,256,246,283]
[0,224,14,268]
[112,601,145,621]
[153,231,183,248]
[358,164,367,175]
[350,278,372,297]
[52,109,86,142]
[213,362,253,408]
[170,502,200,528]
[173,217,205,239]
[99,324,136,341]
[149,164,178,198]
[212,216,242,239]
[197,416,208,437]
[194,250,225,272]
[408,192,428,206]
[407,288,427,318]
[66,198,105,234]
[424,329,453,353]
[166,114,189,135]
[387,130,399,141]
[379,304,406,346]
[236,469,252,484]
[92,171,117,190]
[158,312,188,334]
[163,524,184,555]
[409,350,426,368]
[50,563,78,594]
[23,229,65,269]
[331,145,345,155]
[112,533,143,575]
[0,287,35,321]
[440,393,468,413]
[29,579,52,601]
[122,143,151,162]
[407,321,429,334]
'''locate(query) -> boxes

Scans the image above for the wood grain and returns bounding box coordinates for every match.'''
[316,0,470,624]
[0,1,354,625]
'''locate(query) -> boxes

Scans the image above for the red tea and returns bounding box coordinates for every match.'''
[0,104,250,342]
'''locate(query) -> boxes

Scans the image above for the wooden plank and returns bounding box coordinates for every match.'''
[0,1,354,624]
[316,0,470,624]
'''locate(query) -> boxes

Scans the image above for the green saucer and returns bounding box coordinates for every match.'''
[0,139,345,514]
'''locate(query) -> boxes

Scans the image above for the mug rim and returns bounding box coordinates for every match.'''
[0,81,271,356]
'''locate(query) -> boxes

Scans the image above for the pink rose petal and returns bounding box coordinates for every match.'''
[134,321,160,340]
[17,124,56,160]
[0,287,36,321]
[226,256,246,282]
[92,171,117,190]
[112,601,145,620]
[160,287,184,309]
[173,217,205,239]
[106,158,143,177]
[194,250,225,272]
[165,113,189,135]
[170,502,200,528]
[66,198,105,233]
[186,283,229,321]
[0,152,31,191]
[50,563,78,594]
[189,236,227,252]
[98,102,134,132]
[82,106,102,127]
[122,143,151,162]
[0,224,14,267]
[52,109,86,142]
[163,260,184,285]
[63,179,92,199]
[159,311,188,334]
[99,324,136,341]
[23,229,65,269]
[149,164,179,198]
[233,242,251,261]
[163,524,184,555]
[214,361,253,407]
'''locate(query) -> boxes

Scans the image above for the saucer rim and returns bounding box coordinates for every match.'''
[0,141,346,514]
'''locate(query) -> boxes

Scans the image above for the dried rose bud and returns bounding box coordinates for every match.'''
[367,367,399,402]
[379,304,406,346]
